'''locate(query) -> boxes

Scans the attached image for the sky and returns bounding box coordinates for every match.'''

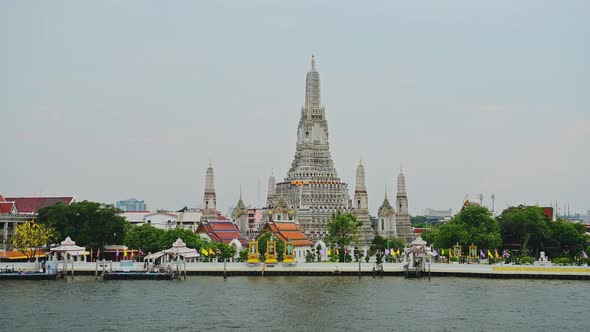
[1,1,589,216]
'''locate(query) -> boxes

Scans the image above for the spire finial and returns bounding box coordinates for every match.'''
[239,185,242,200]
[311,54,316,69]
[209,160,212,168]
[359,159,363,166]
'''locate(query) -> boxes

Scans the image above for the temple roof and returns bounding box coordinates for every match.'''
[258,221,312,247]
[378,193,394,217]
[0,202,16,214]
[196,220,248,246]
[5,197,75,214]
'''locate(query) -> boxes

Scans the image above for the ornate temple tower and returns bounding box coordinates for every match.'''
[395,168,414,242]
[266,173,276,208]
[377,191,397,238]
[272,56,351,242]
[353,160,375,245]
[202,161,217,220]
[231,190,249,235]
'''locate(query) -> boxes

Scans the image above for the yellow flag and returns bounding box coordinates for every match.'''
[209,248,215,255]
[441,249,445,255]
[202,248,209,256]
[327,249,331,256]
[494,249,500,259]
[449,249,453,258]
[396,249,401,256]
[487,250,493,259]
[123,248,128,257]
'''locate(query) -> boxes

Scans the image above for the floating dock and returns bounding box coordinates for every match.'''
[102,272,175,280]
[0,272,58,280]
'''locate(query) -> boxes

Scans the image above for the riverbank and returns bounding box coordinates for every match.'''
[3,262,590,280]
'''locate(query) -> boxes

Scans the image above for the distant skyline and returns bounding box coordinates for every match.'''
[1,1,589,215]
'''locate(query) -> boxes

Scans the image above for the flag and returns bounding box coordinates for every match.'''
[494,249,500,259]
[201,248,208,256]
[90,248,93,260]
[396,249,401,256]
[385,249,390,255]
[583,251,588,259]
[97,248,100,259]
[116,248,119,257]
[123,248,128,258]
[480,250,485,258]
[487,250,493,259]
[327,249,331,256]
[83,250,87,261]
[449,249,452,258]
[319,249,325,256]
[131,250,134,259]
[209,248,215,256]
[216,249,222,255]
[194,248,200,257]
[432,249,439,257]
[441,249,445,255]
[503,250,510,257]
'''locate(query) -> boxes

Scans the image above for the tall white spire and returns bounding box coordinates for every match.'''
[305,54,321,109]
[355,160,366,191]
[397,168,406,195]
[203,162,216,212]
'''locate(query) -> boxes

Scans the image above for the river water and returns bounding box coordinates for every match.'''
[1,276,587,331]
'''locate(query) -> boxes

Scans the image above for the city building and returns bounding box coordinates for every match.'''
[121,211,178,230]
[268,56,352,243]
[1,194,75,250]
[176,207,203,232]
[423,208,453,224]
[116,198,147,212]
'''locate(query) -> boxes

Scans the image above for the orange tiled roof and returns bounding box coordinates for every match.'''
[0,250,47,260]
[259,221,312,247]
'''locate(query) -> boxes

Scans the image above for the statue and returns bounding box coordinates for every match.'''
[283,241,296,264]
[265,237,278,264]
[247,241,260,264]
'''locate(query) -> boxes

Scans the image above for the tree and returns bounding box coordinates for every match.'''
[124,224,165,254]
[159,228,204,250]
[498,205,549,255]
[425,205,501,249]
[547,220,587,258]
[212,242,237,261]
[12,221,54,261]
[37,201,128,252]
[325,211,362,262]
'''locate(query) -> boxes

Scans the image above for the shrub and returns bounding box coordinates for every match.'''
[450,256,458,262]
[521,256,535,265]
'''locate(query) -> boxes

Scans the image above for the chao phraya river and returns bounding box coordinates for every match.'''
[1,276,587,331]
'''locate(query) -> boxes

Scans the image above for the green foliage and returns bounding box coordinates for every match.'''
[450,256,458,262]
[305,250,316,263]
[520,256,535,265]
[237,249,248,262]
[159,228,204,250]
[212,242,237,260]
[498,205,549,253]
[124,224,165,253]
[426,205,501,249]
[325,211,361,262]
[410,215,428,228]
[37,201,127,251]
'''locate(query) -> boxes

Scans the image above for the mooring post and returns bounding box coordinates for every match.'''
[223,258,227,279]
[358,259,361,279]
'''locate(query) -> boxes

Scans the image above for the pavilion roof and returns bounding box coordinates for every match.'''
[259,221,312,247]
[50,236,86,253]
[196,220,248,246]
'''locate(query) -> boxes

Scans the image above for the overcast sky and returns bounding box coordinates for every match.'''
[1,1,589,216]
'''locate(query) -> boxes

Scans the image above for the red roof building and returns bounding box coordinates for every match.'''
[196,220,248,246]
[4,197,75,214]
[258,221,313,247]
[0,202,17,214]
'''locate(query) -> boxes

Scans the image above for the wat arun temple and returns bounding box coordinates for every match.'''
[208,56,414,247]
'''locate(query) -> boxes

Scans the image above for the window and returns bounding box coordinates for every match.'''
[381,219,384,231]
